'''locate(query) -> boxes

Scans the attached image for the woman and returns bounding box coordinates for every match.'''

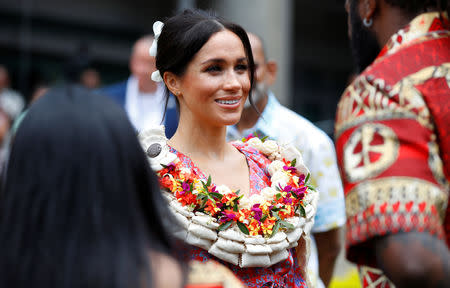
[0,85,185,288]
[141,9,317,288]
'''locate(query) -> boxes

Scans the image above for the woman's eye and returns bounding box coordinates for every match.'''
[205,65,221,73]
[235,64,248,71]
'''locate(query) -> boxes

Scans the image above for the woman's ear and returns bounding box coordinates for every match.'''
[163,71,182,97]
[360,0,377,23]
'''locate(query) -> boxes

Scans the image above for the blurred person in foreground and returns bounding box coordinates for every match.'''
[335,0,450,287]
[0,85,186,288]
[101,36,178,137]
[227,33,346,288]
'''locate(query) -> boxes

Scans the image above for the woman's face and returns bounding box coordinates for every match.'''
[174,30,250,127]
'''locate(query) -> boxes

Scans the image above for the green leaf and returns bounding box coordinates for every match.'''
[218,221,233,231]
[233,203,238,212]
[261,135,269,142]
[305,173,311,184]
[206,175,212,187]
[260,215,268,223]
[291,158,297,167]
[279,220,294,229]
[190,183,194,192]
[202,181,209,192]
[235,189,240,195]
[199,198,208,209]
[306,184,316,191]
[271,207,282,212]
[236,221,249,235]
[298,205,306,217]
[161,163,168,168]
[271,221,281,237]
[210,192,223,200]
[272,211,281,220]
[276,193,282,200]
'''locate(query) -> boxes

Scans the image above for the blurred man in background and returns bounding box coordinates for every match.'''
[0,66,25,123]
[101,36,178,137]
[335,0,450,287]
[227,33,346,288]
[80,68,101,90]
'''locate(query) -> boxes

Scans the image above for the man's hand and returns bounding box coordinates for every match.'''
[315,228,342,287]
[375,232,450,288]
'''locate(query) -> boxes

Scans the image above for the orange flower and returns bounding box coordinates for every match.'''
[261,216,276,236]
[248,219,260,236]
[205,199,220,216]
[177,192,197,207]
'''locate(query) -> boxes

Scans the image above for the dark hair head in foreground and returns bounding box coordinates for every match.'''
[0,85,184,288]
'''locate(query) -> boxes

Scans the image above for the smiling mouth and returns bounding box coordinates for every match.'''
[215,99,240,105]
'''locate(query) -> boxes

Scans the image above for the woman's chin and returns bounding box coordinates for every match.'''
[219,115,241,127]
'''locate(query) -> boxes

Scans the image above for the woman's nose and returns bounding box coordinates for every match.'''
[223,70,241,91]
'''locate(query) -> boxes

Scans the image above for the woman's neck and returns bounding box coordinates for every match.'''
[168,112,229,161]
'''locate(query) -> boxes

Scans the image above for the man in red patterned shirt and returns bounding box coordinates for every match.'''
[336,0,450,287]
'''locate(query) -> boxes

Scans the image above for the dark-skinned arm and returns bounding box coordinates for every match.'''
[375,232,450,288]
[314,227,342,287]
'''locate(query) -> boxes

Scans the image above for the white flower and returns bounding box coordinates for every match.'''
[151,70,163,82]
[239,195,252,209]
[149,21,164,57]
[280,143,310,177]
[149,21,164,82]
[267,160,285,176]
[246,137,264,151]
[271,171,289,189]
[216,185,232,195]
[249,194,265,206]
[261,187,277,200]
[260,140,279,156]
[239,194,265,209]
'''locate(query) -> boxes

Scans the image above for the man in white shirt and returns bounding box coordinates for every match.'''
[227,33,346,287]
[101,36,178,136]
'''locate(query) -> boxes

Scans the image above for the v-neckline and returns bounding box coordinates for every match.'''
[168,142,253,196]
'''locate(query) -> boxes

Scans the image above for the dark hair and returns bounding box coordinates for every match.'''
[384,0,449,15]
[0,85,183,288]
[156,9,256,113]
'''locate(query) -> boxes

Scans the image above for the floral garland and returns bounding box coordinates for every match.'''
[139,126,318,267]
[156,133,315,238]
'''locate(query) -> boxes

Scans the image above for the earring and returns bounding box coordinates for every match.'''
[363,18,373,28]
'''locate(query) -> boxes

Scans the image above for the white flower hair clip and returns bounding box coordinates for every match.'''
[149,20,164,82]
[149,21,163,56]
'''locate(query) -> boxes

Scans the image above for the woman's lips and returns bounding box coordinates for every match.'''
[214,98,241,109]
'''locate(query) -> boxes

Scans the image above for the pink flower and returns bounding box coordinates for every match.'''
[283,165,297,173]
[181,182,190,194]
[292,186,307,199]
[222,210,238,222]
[251,204,263,221]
